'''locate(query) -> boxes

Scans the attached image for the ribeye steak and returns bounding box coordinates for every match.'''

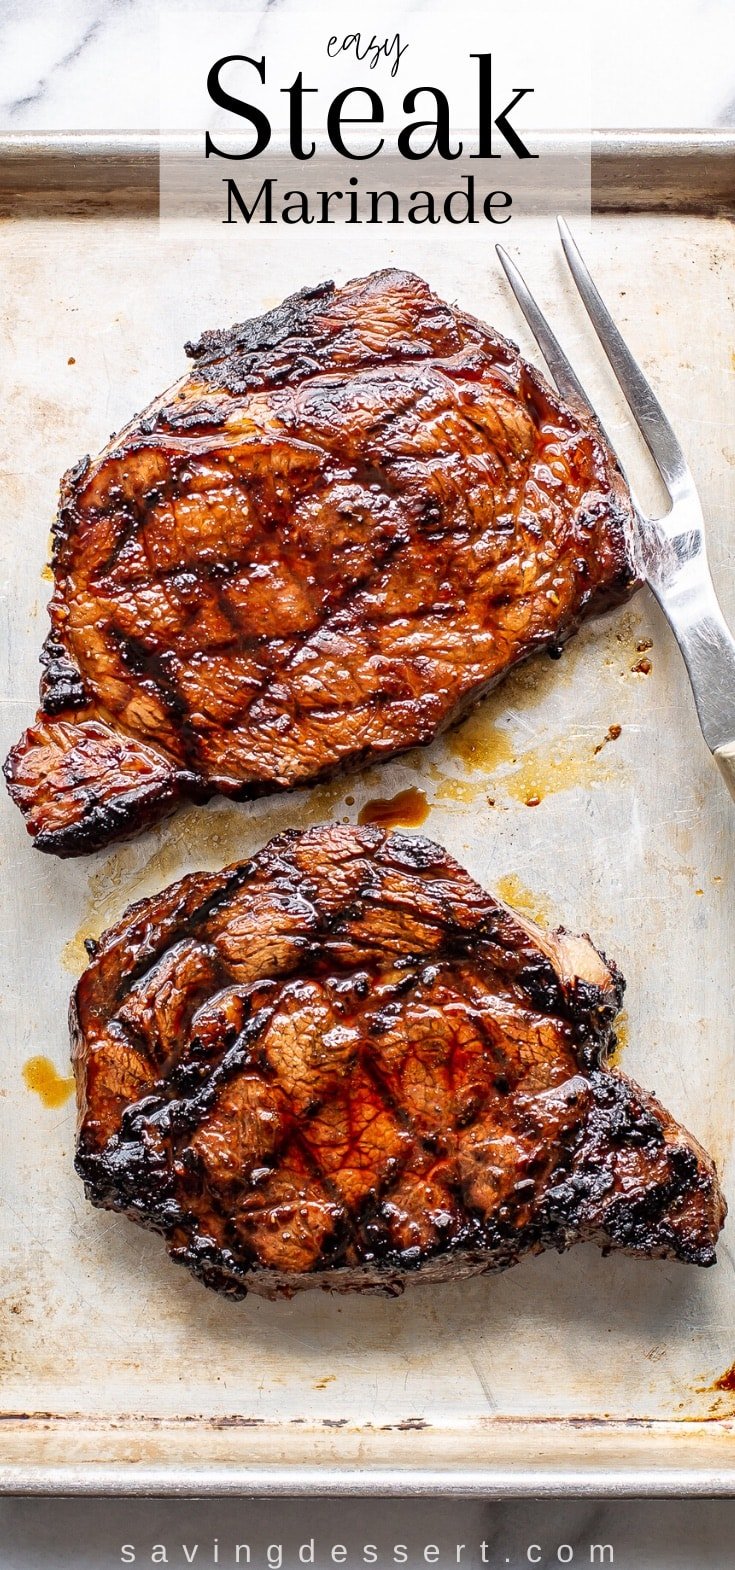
[71,824,725,1299]
[6,269,638,856]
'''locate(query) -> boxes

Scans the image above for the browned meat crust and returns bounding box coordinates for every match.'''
[5,269,639,857]
[71,825,725,1299]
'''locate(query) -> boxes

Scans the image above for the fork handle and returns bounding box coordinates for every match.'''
[654,556,735,804]
[714,741,735,803]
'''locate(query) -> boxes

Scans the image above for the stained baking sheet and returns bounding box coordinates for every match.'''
[0,134,734,1495]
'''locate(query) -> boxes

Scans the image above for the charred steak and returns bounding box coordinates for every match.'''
[71,824,724,1298]
[6,269,638,857]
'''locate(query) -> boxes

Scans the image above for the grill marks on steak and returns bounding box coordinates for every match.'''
[71,825,725,1298]
[5,269,639,856]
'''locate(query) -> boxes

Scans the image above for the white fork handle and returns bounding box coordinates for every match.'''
[714,741,735,802]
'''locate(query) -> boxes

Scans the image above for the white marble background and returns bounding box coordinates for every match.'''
[1,0,734,1561]
[0,0,733,130]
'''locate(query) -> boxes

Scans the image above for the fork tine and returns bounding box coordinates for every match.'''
[496,241,650,527]
[557,217,690,501]
[495,243,595,416]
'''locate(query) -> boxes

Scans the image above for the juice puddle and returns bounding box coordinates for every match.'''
[22,1055,75,1109]
[691,1362,735,1419]
[63,928,96,975]
[501,741,612,806]
[446,713,515,771]
[358,787,429,830]
[607,1008,629,1068]
[709,1362,735,1393]
[494,874,551,927]
[444,701,622,807]
[429,770,481,805]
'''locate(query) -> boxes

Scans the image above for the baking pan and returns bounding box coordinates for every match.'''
[0,131,734,1496]
[0,129,734,210]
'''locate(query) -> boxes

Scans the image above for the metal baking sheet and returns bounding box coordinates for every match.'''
[1,132,734,1496]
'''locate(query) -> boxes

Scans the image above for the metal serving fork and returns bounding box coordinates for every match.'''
[497,218,735,803]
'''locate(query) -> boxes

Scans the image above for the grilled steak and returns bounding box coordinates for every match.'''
[71,824,724,1298]
[6,269,638,857]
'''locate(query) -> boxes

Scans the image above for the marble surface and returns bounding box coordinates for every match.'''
[0,0,733,131]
